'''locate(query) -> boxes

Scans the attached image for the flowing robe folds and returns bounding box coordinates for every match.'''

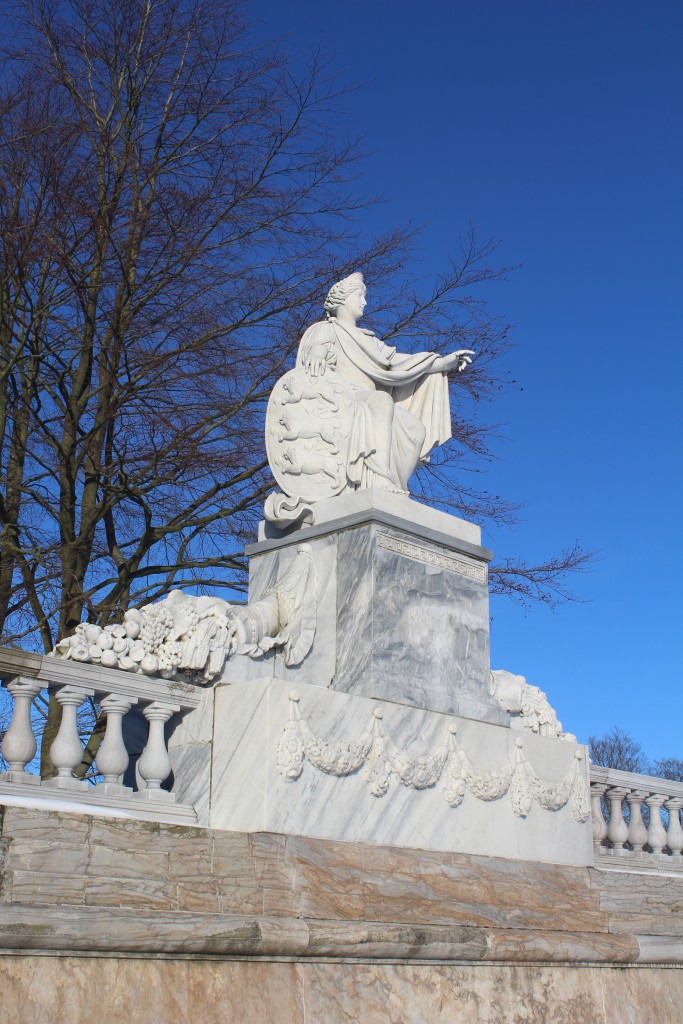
[296,318,451,493]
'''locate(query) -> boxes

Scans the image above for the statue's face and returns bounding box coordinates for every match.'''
[342,286,367,321]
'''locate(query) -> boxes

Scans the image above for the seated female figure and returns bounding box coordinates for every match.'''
[296,272,473,494]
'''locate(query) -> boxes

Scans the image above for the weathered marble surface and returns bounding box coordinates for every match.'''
[2,957,683,1024]
[334,523,497,719]
[243,491,504,723]
[0,958,305,1024]
[0,802,605,938]
[208,678,591,864]
[1,803,590,932]
[593,864,683,940]
[167,687,215,824]
[299,963,683,1024]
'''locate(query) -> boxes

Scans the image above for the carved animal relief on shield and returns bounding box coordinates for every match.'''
[266,368,354,500]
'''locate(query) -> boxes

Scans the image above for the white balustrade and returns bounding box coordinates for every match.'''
[93,694,137,795]
[605,787,629,851]
[46,685,94,790]
[0,678,42,784]
[591,765,683,867]
[590,783,608,848]
[645,794,668,854]
[135,701,180,802]
[665,798,683,858]
[625,790,649,852]
[0,645,200,825]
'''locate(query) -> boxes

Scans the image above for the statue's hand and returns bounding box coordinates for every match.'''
[434,349,475,374]
[302,343,333,380]
[304,356,327,379]
[225,612,247,656]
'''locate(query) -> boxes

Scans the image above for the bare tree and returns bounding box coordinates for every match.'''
[0,0,591,773]
[652,758,683,784]
[588,727,649,774]
[588,728,683,834]
[589,728,682,783]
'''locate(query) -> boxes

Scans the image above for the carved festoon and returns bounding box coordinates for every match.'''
[276,693,590,822]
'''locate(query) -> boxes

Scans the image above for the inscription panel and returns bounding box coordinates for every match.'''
[376,531,488,586]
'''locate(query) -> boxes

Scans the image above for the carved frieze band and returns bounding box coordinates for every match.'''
[376,532,487,585]
[277,693,590,823]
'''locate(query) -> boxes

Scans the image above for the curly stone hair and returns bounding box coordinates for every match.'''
[323,272,365,319]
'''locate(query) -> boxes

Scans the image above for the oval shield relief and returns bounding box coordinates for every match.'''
[266,368,355,501]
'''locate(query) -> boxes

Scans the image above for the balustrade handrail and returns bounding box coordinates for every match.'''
[0,644,202,709]
[591,764,683,800]
[0,644,200,825]
[590,763,683,865]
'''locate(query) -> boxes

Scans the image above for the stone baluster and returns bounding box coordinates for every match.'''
[645,794,668,854]
[590,783,608,849]
[626,790,649,853]
[45,685,94,790]
[134,701,180,802]
[605,787,629,852]
[93,694,138,796]
[0,679,42,785]
[665,798,683,859]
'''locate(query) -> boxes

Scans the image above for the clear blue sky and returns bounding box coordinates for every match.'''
[254,0,683,758]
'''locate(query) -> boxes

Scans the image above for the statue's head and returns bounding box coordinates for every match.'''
[324,272,366,319]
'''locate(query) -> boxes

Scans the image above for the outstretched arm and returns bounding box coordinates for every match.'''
[430,350,475,374]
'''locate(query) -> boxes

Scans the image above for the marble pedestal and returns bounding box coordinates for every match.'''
[168,493,592,865]
[239,490,507,726]
[200,677,592,866]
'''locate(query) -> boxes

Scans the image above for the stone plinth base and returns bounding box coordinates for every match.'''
[239,489,506,725]
[204,677,592,866]
[1,803,683,1024]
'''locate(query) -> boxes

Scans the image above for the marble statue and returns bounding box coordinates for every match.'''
[52,545,317,682]
[265,273,474,526]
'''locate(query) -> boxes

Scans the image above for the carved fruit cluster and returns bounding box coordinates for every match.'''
[52,598,229,681]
